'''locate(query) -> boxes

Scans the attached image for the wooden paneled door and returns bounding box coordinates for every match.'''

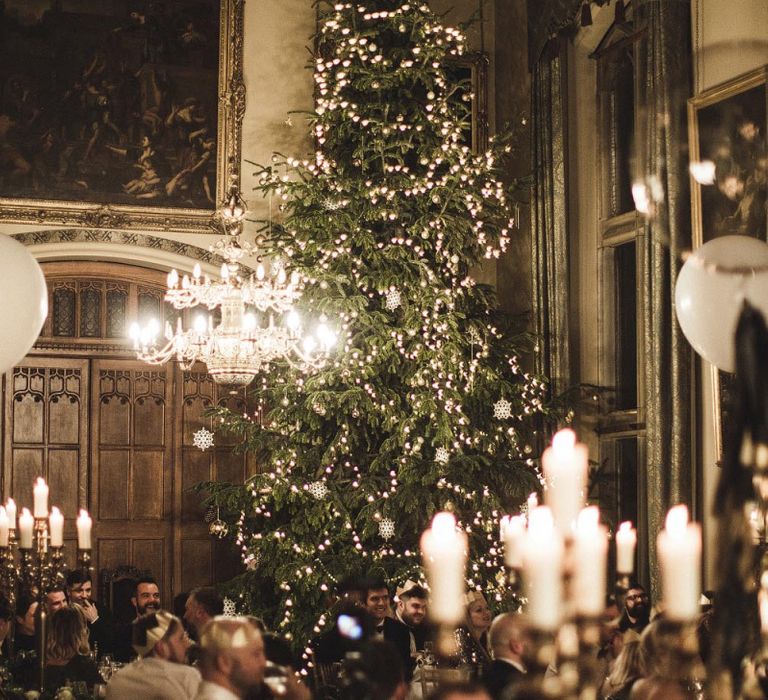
[3,358,89,570]
[90,360,174,605]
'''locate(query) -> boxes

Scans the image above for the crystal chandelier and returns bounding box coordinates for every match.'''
[129,181,335,386]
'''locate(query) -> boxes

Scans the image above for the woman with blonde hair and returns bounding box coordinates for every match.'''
[601,640,643,700]
[455,591,493,675]
[43,605,102,691]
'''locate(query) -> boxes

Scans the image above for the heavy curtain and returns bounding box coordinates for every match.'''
[532,37,571,395]
[635,0,694,599]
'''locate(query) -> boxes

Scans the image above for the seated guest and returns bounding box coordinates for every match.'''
[395,581,429,653]
[456,592,493,675]
[14,590,38,653]
[112,576,162,662]
[0,593,12,658]
[45,587,68,614]
[184,587,224,640]
[339,639,407,700]
[618,585,651,635]
[66,570,114,656]
[629,620,691,700]
[106,611,200,699]
[194,616,266,699]
[42,606,102,692]
[312,598,376,665]
[482,613,526,699]
[600,640,643,700]
[364,579,412,680]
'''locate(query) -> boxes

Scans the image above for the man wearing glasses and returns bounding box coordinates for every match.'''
[619,585,651,634]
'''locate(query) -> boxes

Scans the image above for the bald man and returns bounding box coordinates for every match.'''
[194,616,267,700]
[481,613,527,699]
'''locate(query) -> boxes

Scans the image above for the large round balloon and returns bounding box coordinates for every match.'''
[0,236,48,374]
[675,235,768,372]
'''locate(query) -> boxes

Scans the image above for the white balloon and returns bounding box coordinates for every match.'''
[675,235,768,372]
[0,236,48,375]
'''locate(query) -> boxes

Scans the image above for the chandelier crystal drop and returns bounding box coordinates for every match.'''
[129,181,336,386]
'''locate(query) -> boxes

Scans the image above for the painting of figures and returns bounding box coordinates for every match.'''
[0,0,226,215]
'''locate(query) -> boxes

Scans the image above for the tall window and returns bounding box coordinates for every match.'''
[590,11,647,561]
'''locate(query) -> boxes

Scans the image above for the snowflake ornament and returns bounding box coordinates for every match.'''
[435,447,450,464]
[223,597,237,617]
[384,288,402,311]
[307,481,329,500]
[323,198,342,211]
[193,427,215,451]
[493,398,512,420]
[379,518,395,540]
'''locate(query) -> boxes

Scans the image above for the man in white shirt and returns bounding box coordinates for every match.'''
[194,616,266,700]
[106,610,200,699]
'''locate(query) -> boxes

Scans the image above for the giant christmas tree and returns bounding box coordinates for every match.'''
[203,0,560,648]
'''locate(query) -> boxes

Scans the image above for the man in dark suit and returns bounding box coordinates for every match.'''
[481,613,526,700]
[363,578,413,681]
[66,570,116,657]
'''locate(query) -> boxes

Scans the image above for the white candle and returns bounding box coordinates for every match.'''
[573,506,608,616]
[502,515,527,569]
[18,508,34,549]
[657,505,701,620]
[616,521,637,574]
[33,477,49,518]
[49,507,64,547]
[542,429,588,536]
[420,512,467,624]
[0,507,8,548]
[77,509,92,550]
[5,499,16,529]
[521,506,564,630]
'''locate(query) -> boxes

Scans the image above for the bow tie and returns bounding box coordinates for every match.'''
[376,624,384,633]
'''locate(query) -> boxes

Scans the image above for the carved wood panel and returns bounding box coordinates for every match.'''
[91,360,174,606]
[3,358,89,570]
[174,370,255,593]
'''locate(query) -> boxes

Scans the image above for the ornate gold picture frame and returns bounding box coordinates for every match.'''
[0,0,244,234]
[688,65,768,463]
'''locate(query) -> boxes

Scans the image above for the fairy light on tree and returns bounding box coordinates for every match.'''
[199,0,560,648]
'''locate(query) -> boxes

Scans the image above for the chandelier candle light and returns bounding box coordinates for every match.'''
[130,183,336,386]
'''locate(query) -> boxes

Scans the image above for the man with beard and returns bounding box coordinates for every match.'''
[193,617,266,700]
[106,611,200,699]
[618,585,651,635]
[395,582,429,653]
[113,576,162,662]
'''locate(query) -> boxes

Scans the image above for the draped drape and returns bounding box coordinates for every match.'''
[531,37,571,395]
[635,0,694,600]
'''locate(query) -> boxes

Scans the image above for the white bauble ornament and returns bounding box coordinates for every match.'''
[0,236,48,374]
[675,235,768,372]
